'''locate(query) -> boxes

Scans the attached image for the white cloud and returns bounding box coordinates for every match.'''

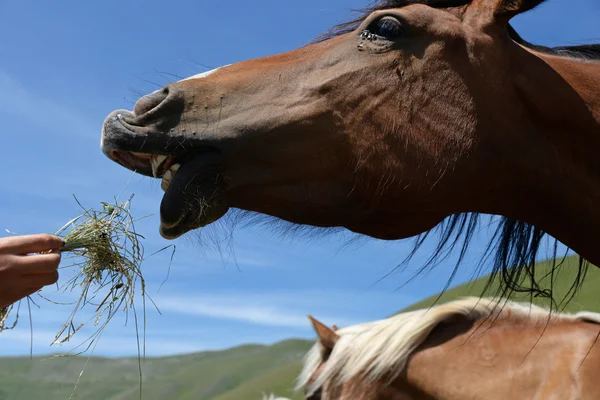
[158,298,310,328]
[153,289,412,329]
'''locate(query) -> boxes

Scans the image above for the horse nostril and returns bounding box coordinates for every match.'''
[133,86,170,116]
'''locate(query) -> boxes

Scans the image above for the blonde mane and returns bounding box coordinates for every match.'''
[297,297,600,394]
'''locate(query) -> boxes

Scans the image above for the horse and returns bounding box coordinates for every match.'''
[100,0,600,296]
[293,297,600,399]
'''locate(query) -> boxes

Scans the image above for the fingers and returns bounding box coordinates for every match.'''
[22,271,59,288]
[0,273,58,308]
[0,234,63,255]
[0,286,45,308]
[0,237,62,308]
[15,253,61,274]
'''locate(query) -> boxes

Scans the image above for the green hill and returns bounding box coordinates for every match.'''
[403,255,600,313]
[0,339,312,400]
[1,255,599,400]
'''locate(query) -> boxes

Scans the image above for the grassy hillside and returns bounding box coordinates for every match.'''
[0,339,312,400]
[1,255,599,399]
[403,255,600,313]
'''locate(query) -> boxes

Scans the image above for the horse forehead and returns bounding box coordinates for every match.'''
[180,64,232,82]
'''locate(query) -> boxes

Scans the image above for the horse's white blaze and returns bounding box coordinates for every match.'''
[180,64,232,81]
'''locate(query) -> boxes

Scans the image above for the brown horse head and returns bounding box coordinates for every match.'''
[101,0,600,294]
[298,298,600,399]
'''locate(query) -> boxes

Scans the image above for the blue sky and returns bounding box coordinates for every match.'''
[0,0,598,358]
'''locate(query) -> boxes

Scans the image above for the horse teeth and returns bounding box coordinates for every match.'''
[150,154,169,178]
[161,167,178,191]
[161,171,172,191]
[151,155,178,185]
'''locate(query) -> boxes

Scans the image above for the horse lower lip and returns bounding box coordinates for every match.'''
[159,152,228,237]
[159,217,187,239]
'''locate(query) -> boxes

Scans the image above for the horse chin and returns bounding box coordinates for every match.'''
[158,204,229,240]
[158,153,230,239]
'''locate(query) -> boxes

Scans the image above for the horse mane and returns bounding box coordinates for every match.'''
[507,25,600,61]
[552,44,600,61]
[309,0,600,304]
[297,297,600,394]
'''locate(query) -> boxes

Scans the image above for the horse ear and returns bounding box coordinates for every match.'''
[495,0,546,18]
[468,0,546,25]
[332,324,339,332]
[308,315,339,352]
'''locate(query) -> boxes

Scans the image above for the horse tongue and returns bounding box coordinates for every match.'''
[159,153,228,239]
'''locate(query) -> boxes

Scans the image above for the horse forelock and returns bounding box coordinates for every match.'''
[297,297,600,395]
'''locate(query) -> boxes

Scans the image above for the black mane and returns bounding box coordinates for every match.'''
[507,25,600,61]
[315,0,599,305]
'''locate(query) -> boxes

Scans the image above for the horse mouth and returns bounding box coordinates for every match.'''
[101,110,229,240]
[106,149,182,189]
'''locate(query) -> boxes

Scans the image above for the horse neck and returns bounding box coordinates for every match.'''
[397,317,600,399]
[500,49,600,264]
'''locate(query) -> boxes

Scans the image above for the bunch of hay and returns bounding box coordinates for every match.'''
[50,194,151,353]
[0,305,12,331]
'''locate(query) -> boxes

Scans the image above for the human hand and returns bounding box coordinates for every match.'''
[0,234,62,308]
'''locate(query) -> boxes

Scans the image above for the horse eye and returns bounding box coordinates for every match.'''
[373,16,403,39]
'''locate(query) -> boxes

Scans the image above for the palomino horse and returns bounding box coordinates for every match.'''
[100,0,600,294]
[290,298,600,399]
